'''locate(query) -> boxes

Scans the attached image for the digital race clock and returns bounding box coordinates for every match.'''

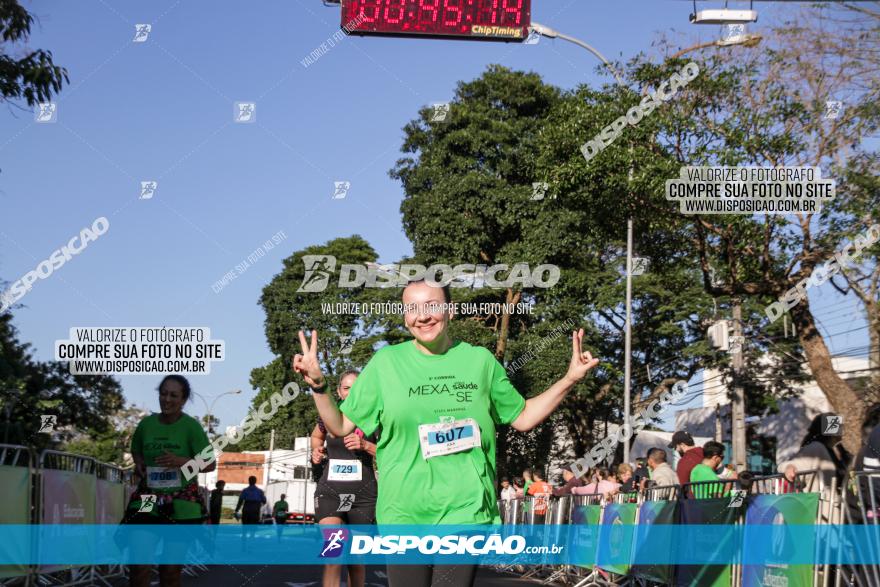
[341,0,531,42]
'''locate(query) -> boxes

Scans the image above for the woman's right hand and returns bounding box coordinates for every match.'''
[293,330,325,388]
[311,447,326,465]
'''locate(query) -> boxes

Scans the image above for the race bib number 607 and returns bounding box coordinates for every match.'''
[418,418,480,460]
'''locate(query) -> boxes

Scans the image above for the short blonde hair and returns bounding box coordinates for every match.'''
[617,463,633,476]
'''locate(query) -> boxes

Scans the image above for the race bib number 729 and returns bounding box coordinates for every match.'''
[327,459,362,482]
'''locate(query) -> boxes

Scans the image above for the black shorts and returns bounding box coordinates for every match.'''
[314,483,376,524]
[387,564,477,587]
[122,509,205,525]
[119,510,205,562]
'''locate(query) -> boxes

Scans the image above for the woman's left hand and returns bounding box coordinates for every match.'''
[343,434,365,452]
[155,451,189,468]
[564,328,600,383]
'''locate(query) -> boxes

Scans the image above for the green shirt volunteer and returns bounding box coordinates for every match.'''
[129,413,212,519]
[341,340,526,524]
[273,500,289,517]
[690,463,730,499]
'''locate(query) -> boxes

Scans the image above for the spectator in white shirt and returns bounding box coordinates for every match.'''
[646,447,678,493]
[500,477,517,501]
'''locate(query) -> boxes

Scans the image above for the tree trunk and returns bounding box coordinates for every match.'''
[790,300,865,454]
[569,403,594,458]
[494,288,521,360]
[494,289,521,486]
[864,302,880,407]
[868,302,880,386]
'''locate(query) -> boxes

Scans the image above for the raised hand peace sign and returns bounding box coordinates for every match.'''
[292,330,325,388]
[565,328,600,383]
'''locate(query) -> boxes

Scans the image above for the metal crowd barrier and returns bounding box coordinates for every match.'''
[94,462,127,584]
[0,447,210,586]
[838,471,880,587]
[37,450,99,586]
[0,444,36,586]
[495,469,854,587]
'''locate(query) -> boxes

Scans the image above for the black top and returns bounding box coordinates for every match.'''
[209,488,223,513]
[316,417,377,487]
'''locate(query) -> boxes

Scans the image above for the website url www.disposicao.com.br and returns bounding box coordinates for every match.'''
[347,534,564,555]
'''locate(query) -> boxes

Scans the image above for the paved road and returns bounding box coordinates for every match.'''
[120,565,544,586]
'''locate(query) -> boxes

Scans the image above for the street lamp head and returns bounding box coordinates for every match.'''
[529,22,558,39]
[689,9,758,25]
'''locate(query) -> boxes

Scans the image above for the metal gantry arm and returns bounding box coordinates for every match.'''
[530,22,628,89]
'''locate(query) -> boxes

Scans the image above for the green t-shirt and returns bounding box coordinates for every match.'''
[690,463,729,498]
[129,413,211,519]
[341,340,526,524]
[274,500,288,516]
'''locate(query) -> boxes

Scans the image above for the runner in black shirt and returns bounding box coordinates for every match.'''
[310,370,377,587]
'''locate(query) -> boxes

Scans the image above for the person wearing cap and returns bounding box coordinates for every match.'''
[669,430,704,486]
[552,466,584,496]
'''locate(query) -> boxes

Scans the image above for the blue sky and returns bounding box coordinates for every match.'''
[0,1,869,434]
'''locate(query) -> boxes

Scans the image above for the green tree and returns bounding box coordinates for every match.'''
[648,16,878,452]
[63,430,124,463]
[62,405,149,464]
[0,0,68,106]
[537,5,878,452]
[240,236,397,450]
[392,65,563,360]
[0,311,123,449]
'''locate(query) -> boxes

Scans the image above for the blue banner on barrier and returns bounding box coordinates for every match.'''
[2,525,880,565]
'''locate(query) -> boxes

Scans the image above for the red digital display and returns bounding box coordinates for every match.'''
[341,0,531,41]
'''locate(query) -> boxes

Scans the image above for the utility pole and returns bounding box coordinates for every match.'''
[266,428,275,490]
[623,218,633,464]
[714,404,723,442]
[731,300,747,471]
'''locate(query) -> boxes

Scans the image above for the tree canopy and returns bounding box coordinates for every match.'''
[0,0,68,107]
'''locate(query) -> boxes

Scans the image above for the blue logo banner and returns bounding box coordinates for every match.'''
[1,525,879,565]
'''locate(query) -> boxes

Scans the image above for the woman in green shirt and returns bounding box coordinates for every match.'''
[293,279,600,587]
[125,375,214,587]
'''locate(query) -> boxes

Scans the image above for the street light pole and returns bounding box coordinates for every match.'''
[192,389,242,488]
[192,392,211,431]
[193,389,242,435]
[208,390,242,435]
[624,219,634,464]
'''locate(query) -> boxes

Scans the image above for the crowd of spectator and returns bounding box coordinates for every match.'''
[498,406,880,507]
[498,431,732,506]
